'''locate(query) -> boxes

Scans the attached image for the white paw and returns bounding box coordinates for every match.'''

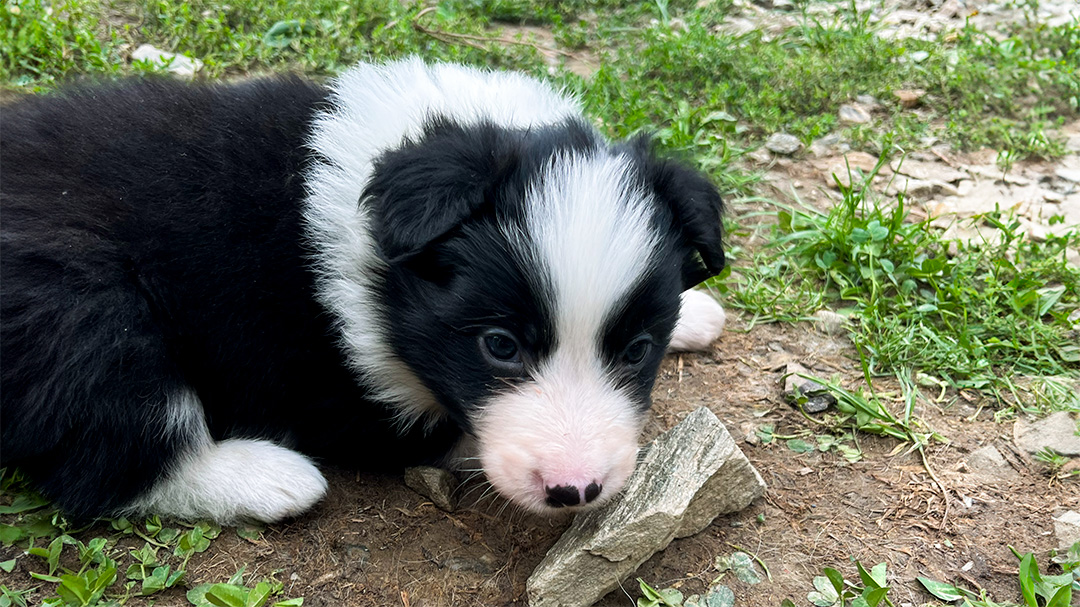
[133,439,328,524]
[668,289,726,352]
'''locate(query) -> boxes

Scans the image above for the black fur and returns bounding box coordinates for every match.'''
[0,73,724,521]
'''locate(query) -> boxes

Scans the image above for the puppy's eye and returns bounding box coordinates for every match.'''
[623,336,653,366]
[480,329,522,369]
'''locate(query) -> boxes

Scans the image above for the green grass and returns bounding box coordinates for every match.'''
[919,545,1079,607]
[0,470,296,607]
[3,0,1077,162]
[718,147,1080,413]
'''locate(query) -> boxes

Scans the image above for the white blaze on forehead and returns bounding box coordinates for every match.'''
[519,151,661,344]
[473,152,661,511]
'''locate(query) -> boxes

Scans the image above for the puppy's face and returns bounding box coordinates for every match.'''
[367,119,724,513]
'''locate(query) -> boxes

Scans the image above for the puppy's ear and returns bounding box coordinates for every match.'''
[364,121,517,263]
[638,139,726,288]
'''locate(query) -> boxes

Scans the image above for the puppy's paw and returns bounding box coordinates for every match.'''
[133,439,328,524]
[210,439,329,522]
[668,289,726,352]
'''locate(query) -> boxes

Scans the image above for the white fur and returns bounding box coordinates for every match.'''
[668,289,726,352]
[473,152,661,511]
[131,392,328,524]
[516,152,660,337]
[302,58,582,429]
[472,349,643,512]
[162,388,206,439]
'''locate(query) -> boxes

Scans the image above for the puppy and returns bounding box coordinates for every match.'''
[0,59,726,524]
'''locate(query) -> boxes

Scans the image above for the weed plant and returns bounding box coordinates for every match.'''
[3,1,1078,162]
[720,150,1080,411]
[0,470,297,606]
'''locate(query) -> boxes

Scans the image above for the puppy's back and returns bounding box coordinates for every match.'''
[0,77,331,488]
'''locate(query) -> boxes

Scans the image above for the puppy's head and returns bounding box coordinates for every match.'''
[365,118,724,512]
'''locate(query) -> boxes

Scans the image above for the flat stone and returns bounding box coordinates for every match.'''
[754,0,795,9]
[885,176,955,198]
[966,164,1032,185]
[443,554,495,575]
[891,159,967,183]
[526,407,764,607]
[856,94,880,109]
[1053,510,1080,551]
[893,89,926,108]
[825,153,886,188]
[748,147,773,164]
[782,362,836,413]
[940,181,1036,216]
[883,9,922,24]
[765,133,802,155]
[964,445,1019,482]
[715,17,757,37]
[1056,168,1080,183]
[809,133,844,158]
[838,104,872,124]
[131,44,203,79]
[811,309,848,336]
[1013,412,1080,456]
[956,179,976,196]
[404,466,458,512]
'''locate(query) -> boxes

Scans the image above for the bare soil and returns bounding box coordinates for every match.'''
[4,310,1074,606]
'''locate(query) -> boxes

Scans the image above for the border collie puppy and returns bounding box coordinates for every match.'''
[0,59,726,524]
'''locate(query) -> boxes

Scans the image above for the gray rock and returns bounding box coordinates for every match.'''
[838,104,872,124]
[754,0,794,9]
[966,164,1031,185]
[890,158,967,183]
[1053,510,1080,551]
[1014,412,1080,456]
[963,445,1019,482]
[892,89,926,108]
[1056,168,1080,183]
[404,466,458,512]
[444,554,495,575]
[855,94,881,109]
[809,133,844,158]
[748,147,773,165]
[765,133,803,155]
[824,151,885,187]
[955,179,976,196]
[131,44,203,79]
[526,408,764,607]
[782,362,836,413]
[885,175,957,198]
[812,309,848,336]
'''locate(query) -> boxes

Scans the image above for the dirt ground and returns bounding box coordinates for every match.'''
[153,139,1080,605]
[202,327,1073,607]
[6,311,1072,606]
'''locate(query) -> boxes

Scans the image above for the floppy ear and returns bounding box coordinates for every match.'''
[363,121,518,264]
[648,154,727,288]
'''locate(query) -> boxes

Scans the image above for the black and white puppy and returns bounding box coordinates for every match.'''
[0,59,726,524]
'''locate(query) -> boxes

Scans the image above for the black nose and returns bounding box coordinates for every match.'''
[545,482,603,508]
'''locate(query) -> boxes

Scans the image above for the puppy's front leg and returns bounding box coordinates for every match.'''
[131,434,329,524]
[668,289,726,352]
